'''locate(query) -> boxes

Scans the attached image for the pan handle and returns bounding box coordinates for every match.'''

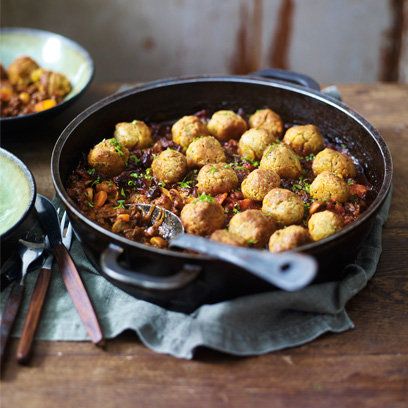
[251,68,320,91]
[100,244,201,290]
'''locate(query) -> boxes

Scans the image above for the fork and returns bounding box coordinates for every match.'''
[16,211,73,364]
[0,239,45,367]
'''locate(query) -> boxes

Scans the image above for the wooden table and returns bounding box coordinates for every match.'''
[1,83,407,408]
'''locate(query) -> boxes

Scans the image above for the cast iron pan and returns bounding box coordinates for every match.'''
[51,69,392,312]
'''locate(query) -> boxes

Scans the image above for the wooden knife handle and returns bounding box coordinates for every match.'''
[16,268,52,364]
[0,283,24,366]
[53,243,104,346]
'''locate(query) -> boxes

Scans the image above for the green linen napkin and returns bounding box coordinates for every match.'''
[0,191,391,359]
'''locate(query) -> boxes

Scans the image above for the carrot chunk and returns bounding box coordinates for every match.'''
[215,193,228,205]
[349,184,369,198]
[116,213,130,222]
[34,99,57,112]
[94,190,108,208]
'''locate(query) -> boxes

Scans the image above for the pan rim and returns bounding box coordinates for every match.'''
[52,75,393,261]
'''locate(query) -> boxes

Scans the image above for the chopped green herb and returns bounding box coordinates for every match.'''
[197,193,214,203]
[178,180,193,188]
[114,200,126,209]
[120,187,126,198]
[109,138,124,157]
[232,205,240,214]
[305,153,315,162]
[225,162,247,171]
[264,145,275,156]
[87,201,94,208]
[233,165,245,171]
[130,155,141,164]
[91,176,101,187]
[243,158,259,167]
[131,169,153,181]
[158,181,166,187]
[209,165,218,174]
[144,168,153,180]
[247,238,257,245]
[291,176,311,194]
[128,180,136,187]
[347,179,355,185]
[87,168,95,176]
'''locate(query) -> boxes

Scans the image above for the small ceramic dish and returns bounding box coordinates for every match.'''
[0,148,37,263]
[0,27,94,131]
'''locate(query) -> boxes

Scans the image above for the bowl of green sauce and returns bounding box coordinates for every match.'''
[0,148,36,262]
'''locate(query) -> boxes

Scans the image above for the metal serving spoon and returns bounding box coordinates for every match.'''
[138,204,317,292]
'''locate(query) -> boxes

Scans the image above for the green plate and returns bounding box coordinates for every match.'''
[0,27,94,128]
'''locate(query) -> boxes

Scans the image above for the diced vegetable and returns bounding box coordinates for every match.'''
[34,99,57,112]
[150,236,168,248]
[18,92,30,104]
[116,213,130,222]
[94,191,108,208]
[85,187,93,201]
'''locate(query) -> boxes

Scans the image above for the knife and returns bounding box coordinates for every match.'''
[16,250,53,364]
[34,195,104,346]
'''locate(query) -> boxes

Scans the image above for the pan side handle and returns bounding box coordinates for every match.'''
[251,68,320,91]
[100,244,201,291]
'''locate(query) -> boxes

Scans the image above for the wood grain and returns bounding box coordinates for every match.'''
[16,268,52,364]
[53,244,104,345]
[0,284,24,368]
[1,83,407,408]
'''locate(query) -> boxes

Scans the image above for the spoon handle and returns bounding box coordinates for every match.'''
[170,234,317,291]
[0,283,24,366]
[16,267,52,364]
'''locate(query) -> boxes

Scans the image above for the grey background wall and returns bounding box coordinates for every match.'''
[2,0,407,84]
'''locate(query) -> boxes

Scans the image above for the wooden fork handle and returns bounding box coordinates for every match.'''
[53,243,104,346]
[16,268,52,364]
[0,283,24,366]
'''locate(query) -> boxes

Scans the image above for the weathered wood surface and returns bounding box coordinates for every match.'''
[1,83,408,408]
